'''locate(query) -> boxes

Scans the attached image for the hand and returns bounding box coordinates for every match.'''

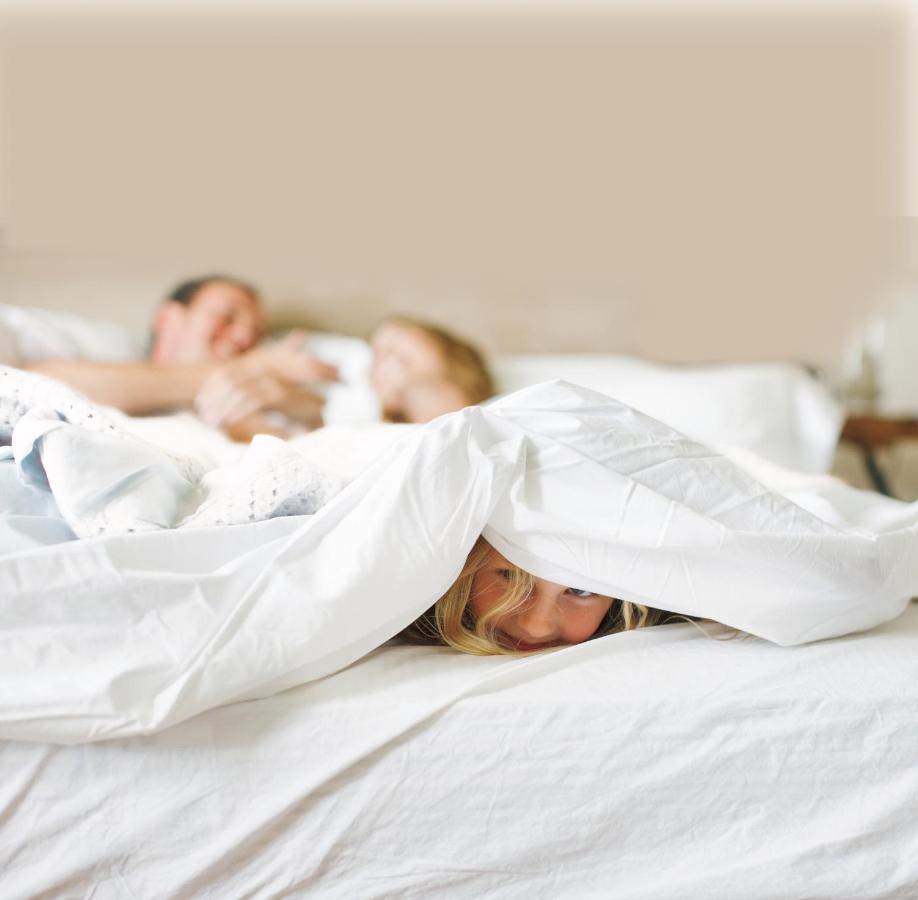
[238,331,340,385]
[194,331,339,430]
[194,368,325,430]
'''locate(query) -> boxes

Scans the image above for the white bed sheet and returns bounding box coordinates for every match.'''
[3,603,916,899]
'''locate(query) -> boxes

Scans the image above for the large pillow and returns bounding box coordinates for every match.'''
[491,353,842,474]
[0,304,143,366]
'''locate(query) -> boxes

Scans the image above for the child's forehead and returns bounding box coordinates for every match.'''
[482,543,513,568]
[371,321,444,359]
[373,322,402,341]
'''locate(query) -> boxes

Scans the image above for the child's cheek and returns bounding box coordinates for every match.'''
[469,578,502,618]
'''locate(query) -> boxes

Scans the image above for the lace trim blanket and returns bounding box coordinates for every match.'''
[0,366,343,538]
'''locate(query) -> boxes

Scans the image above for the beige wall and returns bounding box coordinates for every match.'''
[0,5,907,364]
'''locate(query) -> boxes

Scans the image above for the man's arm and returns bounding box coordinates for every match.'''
[22,332,338,420]
[22,358,213,416]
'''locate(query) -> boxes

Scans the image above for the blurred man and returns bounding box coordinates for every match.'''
[151,275,264,365]
[23,274,337,437]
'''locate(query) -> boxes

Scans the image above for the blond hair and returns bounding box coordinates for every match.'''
[401,536,672,655]
[381,315,495,406]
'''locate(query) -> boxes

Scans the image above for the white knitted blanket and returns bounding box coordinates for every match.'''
[0,366,343,538]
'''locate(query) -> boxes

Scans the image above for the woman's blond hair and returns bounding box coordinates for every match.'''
[400,536,673,655]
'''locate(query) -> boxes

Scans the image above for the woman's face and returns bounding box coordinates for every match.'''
[369,321,447,411]
[470,546,614,652]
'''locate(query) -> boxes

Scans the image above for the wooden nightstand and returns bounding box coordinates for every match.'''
[840,415,918,497]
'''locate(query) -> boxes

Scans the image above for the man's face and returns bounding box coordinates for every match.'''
[153,280,263,364]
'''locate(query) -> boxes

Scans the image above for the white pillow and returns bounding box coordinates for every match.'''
[0,304,143,366]
[0,323,18,367]
[299,331,382,425]
[492,353,842,474]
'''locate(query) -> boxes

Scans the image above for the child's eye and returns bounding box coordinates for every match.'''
[496,569,512,580]
[566,588,594,598]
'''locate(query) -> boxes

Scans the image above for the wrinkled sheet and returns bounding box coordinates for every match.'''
[0,368,916,743]
[3,607,917,898]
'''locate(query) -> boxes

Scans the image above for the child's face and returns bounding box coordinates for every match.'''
[469,545,614,652]
[369,321,448,411]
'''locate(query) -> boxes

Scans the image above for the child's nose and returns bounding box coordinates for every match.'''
[514,592,560,642]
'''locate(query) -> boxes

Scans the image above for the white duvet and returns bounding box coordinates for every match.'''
[0,366,916,744]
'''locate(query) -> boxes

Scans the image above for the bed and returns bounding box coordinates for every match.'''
[3,605,917,898]
[1,310,916,898]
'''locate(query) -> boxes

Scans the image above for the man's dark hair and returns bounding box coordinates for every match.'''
[166,274,260,306]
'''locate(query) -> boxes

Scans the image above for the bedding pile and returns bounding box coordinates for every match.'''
[0,365,916,744]
[0,368,342,540]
